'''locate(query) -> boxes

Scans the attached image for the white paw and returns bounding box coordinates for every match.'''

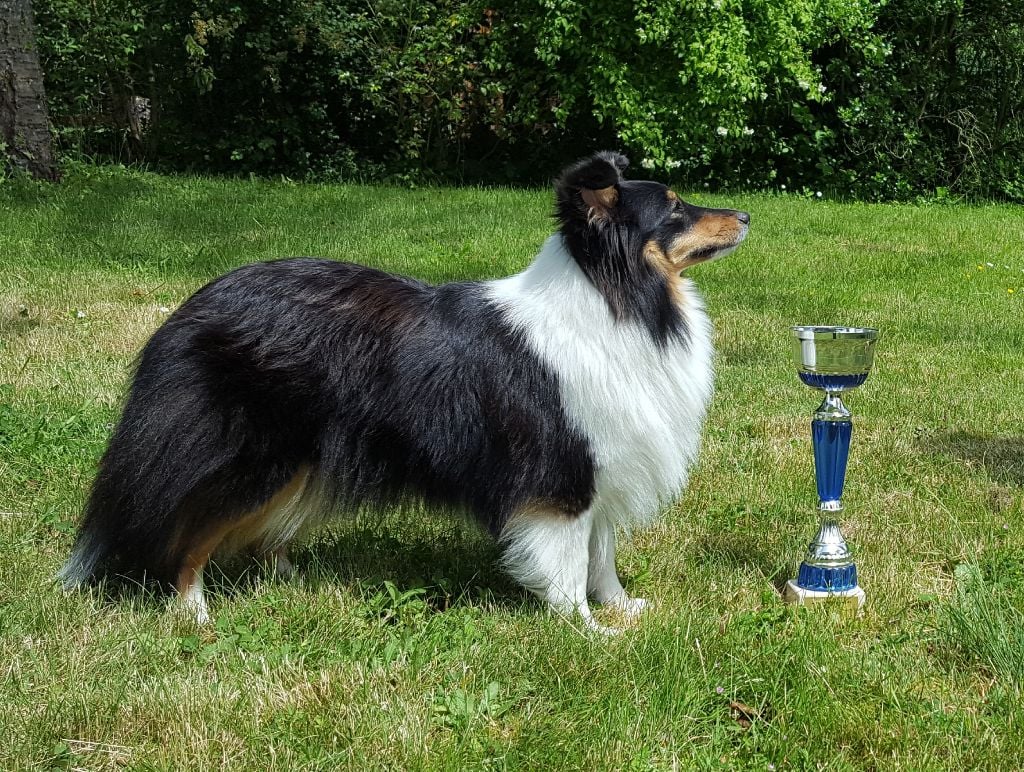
[258,546,294,580]
[179,596,212,625]
[618,596,649,620]
[547,601,623,636]
[600,593,649,619]
[581,615,624,637]
[272,552,294,581]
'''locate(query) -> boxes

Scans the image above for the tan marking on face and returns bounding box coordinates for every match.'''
[666,213,746,270]
[666,190,679,202]
[643,239,685,307]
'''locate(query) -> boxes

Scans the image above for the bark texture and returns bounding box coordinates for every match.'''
[0,0,59,181]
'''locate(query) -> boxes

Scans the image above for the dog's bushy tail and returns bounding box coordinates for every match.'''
[59,314,249,591]
[58,514,106,589]
[58,385,231,590]
[59,419,144,589]
[60,300,319,591]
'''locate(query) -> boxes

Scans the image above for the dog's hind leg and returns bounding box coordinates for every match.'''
[174,468,312,623]
[500,508,618,634]
[587,513,648,620]
[181,571,210,624]
[175,519,239,624]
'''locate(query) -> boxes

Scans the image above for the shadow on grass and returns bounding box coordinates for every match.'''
[200,517,527,612]
[298,523,524,607]
[0,309,40,338]
[69,512,525,617]
[690,530,793,595]
[925,431,1024,487]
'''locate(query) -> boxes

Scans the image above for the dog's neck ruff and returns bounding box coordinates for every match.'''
[487,235,714,528]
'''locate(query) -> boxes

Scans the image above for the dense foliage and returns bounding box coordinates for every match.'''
[32,0,1024,199]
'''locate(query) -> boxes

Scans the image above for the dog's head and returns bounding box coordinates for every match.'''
[553,151,749,343]
[555,151,749,271]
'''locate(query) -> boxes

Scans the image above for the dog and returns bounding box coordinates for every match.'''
[60,151,749,632]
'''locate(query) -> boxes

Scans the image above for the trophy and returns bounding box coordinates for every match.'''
[784,326,879,609]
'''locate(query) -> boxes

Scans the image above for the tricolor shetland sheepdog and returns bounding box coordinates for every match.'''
[61,151,749,632]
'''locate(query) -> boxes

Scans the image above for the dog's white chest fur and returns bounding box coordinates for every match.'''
[487,236,714,526]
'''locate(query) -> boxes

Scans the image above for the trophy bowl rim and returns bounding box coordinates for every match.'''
[792,325,879,341]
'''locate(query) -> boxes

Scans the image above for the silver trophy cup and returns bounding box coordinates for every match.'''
[784,326,879,609]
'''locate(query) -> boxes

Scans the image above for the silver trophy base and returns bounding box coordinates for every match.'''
[785,519,865,612]
[783,580,865,611]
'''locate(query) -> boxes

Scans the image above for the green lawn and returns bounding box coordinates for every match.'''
[2,166,1023,770]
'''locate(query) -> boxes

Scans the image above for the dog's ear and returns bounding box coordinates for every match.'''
[556,151,629,222]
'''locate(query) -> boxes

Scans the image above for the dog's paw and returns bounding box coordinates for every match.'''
[582,617,624,637]
[271,552,294,581]
[177,594,212,625]
[618,596,649,620]
[602,593,649,620]
[258,546,294,581]
[548,601,625,636]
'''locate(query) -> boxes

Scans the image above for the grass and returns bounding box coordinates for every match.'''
[2,164,1024,769]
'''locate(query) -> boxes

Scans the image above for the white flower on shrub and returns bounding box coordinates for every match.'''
[666,159,682,169]
[742,127,754,136]
[641,158,656,170]
[818,84,828,94]
[716,126,728,137]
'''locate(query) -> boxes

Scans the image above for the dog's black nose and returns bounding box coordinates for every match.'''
[737,211,751,225]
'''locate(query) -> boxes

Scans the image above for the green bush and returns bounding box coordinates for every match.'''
[153,0,494,179]
[32,0,1024,199]
[482,0,879,188]
[36,0,150,161]
[827,0,1024,201]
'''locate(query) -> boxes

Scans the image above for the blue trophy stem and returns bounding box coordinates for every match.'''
[812,418,851,508]
[792,391,859,593]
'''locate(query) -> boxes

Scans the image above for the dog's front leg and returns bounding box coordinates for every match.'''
[587,514,648,620]
[500,508,617,634]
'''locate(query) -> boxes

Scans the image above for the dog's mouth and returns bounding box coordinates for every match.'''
[674,222,748,270]
[686,234,746,262]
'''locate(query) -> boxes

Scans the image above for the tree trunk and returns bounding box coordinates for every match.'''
[0,0,59,181]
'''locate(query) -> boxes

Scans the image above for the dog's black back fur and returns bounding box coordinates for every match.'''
[66,259,595,588]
